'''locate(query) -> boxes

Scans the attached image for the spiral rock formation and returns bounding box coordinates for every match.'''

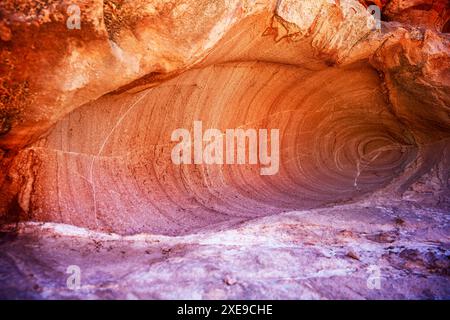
[0,0,449,299]
[1,0,449,234]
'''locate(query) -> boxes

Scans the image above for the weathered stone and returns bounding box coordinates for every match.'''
[0,0,449,299]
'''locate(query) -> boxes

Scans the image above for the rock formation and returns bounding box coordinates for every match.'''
[0,0,449,299]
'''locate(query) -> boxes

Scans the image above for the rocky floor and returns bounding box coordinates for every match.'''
[1,197,449,300]
[1,0,449,301]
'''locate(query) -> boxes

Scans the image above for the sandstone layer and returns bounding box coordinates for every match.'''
[0,0,449,299]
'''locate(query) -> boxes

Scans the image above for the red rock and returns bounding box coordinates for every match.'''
[0,0,449,299]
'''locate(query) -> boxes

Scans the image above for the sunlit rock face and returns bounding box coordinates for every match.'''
[0,0,449,299]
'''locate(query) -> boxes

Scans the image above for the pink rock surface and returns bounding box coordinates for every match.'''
[0,0,449,299]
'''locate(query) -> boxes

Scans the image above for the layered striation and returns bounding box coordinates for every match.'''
[0,0,449,236]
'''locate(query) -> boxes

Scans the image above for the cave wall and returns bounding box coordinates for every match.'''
[0,0,449,235]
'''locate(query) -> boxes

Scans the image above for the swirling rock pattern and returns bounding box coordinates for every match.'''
[0,0,449,299]
[7,60,420,235]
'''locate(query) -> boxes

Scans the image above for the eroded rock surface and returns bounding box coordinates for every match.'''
[1,198,449,299]
[0,0,449,299]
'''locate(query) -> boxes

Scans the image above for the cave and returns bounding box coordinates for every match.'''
[0,0,449,299]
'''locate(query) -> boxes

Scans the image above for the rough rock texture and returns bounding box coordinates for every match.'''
[0,0,449,299]
[1,198,449,299]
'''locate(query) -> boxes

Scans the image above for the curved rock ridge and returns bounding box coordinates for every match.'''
[1,0,448,149]
[0,0,449,235]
